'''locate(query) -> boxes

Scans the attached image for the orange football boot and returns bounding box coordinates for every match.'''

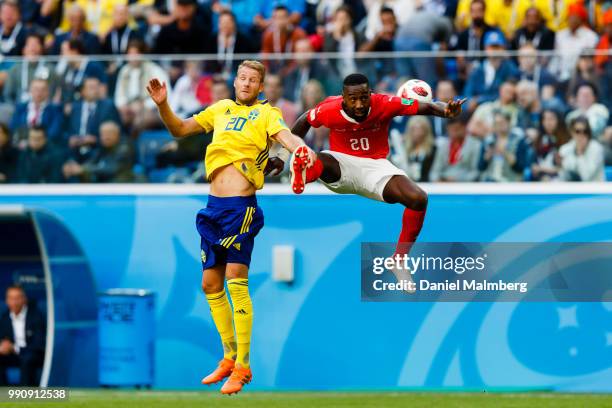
[220,365,252,395]
[201,358,235,385]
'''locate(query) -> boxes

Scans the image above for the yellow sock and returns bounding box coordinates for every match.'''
[205,290,237,361]
[227,278,252,368]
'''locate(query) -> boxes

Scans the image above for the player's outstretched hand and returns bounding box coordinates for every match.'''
[264,157,285,176]
[146,78,168,106]
[445,98,467,118]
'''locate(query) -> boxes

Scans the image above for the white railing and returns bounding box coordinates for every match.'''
[0,48,610,64]
[1,183,612,196]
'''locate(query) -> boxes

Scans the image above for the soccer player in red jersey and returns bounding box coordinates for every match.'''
[274,73,464,284]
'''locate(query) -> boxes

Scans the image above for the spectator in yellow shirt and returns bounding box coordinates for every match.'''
[485,0,533,38]
[533,0,573,32]
[57,0,129,38]
[455,0,575,34]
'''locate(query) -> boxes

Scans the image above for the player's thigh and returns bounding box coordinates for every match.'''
[351,158,406,201]
[224,210,263,280]
[318,152,341,183]
[202,263,226,294]
[382,174,428,210]
[225,263,249,280]
[319,151,366,194]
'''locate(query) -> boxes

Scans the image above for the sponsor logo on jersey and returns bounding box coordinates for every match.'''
[225,108,231,115]
[401,98,415,105]
[309,109,316,121]
[248,109,259,121]
[233,243,241,251]
[200,249,207,263]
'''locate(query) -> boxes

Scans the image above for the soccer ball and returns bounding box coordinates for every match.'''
[396,79,433,103]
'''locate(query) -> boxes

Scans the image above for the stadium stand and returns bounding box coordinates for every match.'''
[0,0,610,184]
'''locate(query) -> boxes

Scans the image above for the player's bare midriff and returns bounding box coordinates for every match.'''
[209,164,256,197]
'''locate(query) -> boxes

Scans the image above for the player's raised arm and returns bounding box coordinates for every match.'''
[291,111,312,138]
[418,98,467,118]
[147,78,203,138]
[270,129,317,165]
[264,110,317,175]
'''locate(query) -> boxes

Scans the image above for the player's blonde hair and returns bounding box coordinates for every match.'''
[237,60,266,83]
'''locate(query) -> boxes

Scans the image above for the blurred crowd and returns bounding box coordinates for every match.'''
[0,0,610,184]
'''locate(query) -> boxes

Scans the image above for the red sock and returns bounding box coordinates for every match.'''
[395,207,426,256]
[305,158,323,183]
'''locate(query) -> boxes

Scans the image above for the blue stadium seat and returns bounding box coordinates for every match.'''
[6,367,43,386]
[132,164,145,177]
[6,368,20,385]
[137,130,174,171]
[147,167,176,183]
[606,167,612,182]
[148,166,195,183]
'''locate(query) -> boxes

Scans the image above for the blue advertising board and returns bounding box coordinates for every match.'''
[1,184,611,391]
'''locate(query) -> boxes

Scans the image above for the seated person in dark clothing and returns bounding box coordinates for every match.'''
[359,6,397,79]
[0,285,46,386]
[63,121,134,183]
[65,77,121,163]
[448,0,496,85]
[50,4,100,55]
[510,7,555,52]
[153,0,209,82]
[101,5,141,56]
[283,38,340,102]
[0,123,18,183]
[3,33,59,105]
[101,4,142,92]
[56,39,108,107]
[17,0,54,32]
[0,1,27,59]
[16,126,64,183]
[205,10,256,77]
[9,79,64,148]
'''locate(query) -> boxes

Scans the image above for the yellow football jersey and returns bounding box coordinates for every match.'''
[193,99,289,190]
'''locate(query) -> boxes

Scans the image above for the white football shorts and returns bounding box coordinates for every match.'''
[319,150,407,202]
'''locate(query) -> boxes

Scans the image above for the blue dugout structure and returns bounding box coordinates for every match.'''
[0,206,97,387]
[0,183,611,391]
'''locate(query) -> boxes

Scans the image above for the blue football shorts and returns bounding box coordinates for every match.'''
[196,195,264,270]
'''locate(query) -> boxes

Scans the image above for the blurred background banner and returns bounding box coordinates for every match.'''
[0,185,611,391]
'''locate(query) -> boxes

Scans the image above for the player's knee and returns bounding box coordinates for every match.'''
[404,188,428,211]
[202,280,224,294]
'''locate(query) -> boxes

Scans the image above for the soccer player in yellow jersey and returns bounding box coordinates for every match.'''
[147,60,315,395]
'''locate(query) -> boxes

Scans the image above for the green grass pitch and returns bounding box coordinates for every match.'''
[3,390,612,408]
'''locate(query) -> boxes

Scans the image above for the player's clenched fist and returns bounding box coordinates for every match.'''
[147,78,168,106]
[264,157,285,176]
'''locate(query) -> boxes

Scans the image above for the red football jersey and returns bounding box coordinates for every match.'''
[306,93,419,159]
